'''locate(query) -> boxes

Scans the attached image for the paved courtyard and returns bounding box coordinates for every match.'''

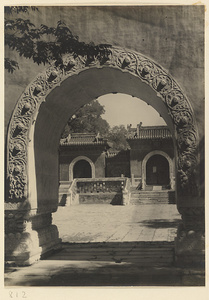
[6,203,205,287]
[53,203,181,243]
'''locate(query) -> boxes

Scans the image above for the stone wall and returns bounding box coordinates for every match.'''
[59,146,106,180]
[105,138,174,179]
[129,139,174,178]
[5,6,204,140]
[106,150,130,177]
[79,193,122,205]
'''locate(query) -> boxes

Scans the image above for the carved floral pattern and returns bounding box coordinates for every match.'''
[5,210,29,233]
[6,46,198,202]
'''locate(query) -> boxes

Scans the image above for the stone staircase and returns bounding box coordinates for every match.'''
[49,241,175,267]
[130,188,176,205]
[5,241,205,286]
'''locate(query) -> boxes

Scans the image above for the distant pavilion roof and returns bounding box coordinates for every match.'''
[60,125,172,148]
[60,133,109,146]
[127,125,172,140]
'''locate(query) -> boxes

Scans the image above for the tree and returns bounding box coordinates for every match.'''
[5,6,111,73]
[61,102,130,151]
[107,125,129,151]
[61,100,110,138]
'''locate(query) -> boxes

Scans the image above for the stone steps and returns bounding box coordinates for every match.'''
[48,242,175,267]
[130,189,174,194]
[130,190,175,204]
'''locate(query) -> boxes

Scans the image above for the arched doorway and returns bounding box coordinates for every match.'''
[69,156,95,181]
[146,154,170,186]
[142,150,175,190]
[5,46,200,265]
[73,160,92,179]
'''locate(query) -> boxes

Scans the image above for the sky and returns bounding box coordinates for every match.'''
[98,93,166,128]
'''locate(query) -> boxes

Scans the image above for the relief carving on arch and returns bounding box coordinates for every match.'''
[6,46,198,203]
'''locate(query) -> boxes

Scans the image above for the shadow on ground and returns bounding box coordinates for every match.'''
[4,242,205,287]
[140,218,181,229]
[5,259,205,287]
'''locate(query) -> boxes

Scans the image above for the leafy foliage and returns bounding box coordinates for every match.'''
[61,102,129,151]
[5,6,111,72]
[5,7,129,151]
[61,100,110,138]
[107,125,129,151]
[5,58,19,73]
[4,6,38,15]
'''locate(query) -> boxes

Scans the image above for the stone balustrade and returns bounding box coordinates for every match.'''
[76,177,126,194]
[59,177,130,206]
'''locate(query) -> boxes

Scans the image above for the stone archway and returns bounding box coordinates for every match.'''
[69,156,95,181]
[142,150,175,190]
[5,46,202,265]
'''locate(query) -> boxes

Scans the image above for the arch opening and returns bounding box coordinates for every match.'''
[69,156,95,181]
[73,160,92,179]
[142,150,175,190]
[33,66,177,210]
[7,47,198,211]
[146,154,170,186]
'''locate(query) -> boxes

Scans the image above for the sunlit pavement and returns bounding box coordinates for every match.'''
[4,204,205,286]
[53,204,181,243]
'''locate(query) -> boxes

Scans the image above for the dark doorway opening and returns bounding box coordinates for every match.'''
[73,159,92,179]
[146,154,169,186]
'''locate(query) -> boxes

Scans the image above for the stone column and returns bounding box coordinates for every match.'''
[174,131,205,268]
[5,203,41,266]
[32,212,61,257]
[175,204,205,267]
[5,202,61,266]
[131,174,135,186]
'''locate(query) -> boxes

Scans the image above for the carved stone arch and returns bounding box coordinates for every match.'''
[6,46,199,208]
[69,156,95,181]
[141,150,175,190]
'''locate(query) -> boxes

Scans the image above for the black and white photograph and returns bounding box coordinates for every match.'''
[3,1,206,295]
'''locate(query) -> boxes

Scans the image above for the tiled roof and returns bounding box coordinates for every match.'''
[60,133,109,146]
[127,126,172,139]
[60,125,172,147]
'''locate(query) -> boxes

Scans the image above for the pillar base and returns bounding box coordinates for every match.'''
[175,223,205,268]
[37,224,62,256]
[5,230,42,266]
[5,211,62,266]
[5,225,62,266]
